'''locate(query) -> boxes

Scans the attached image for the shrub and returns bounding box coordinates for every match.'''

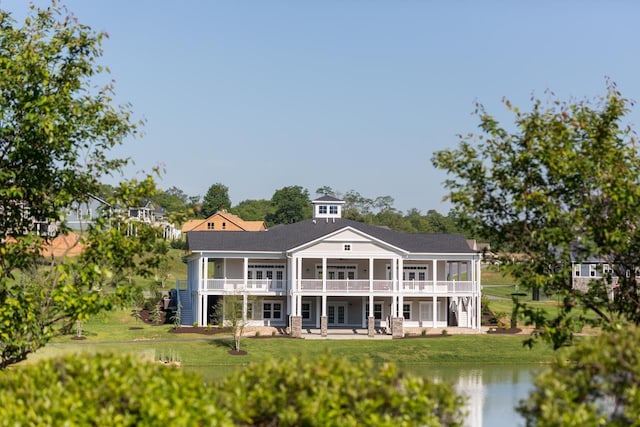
[215,354,466,426]
[0,353,230,426]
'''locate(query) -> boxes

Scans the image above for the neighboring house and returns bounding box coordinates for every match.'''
[178,196,482,338]
[181,210,266,233]
[128,200,181,240]
[572,256,618,299]
[65,194,111,232]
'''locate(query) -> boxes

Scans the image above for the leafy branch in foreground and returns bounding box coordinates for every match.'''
[0,2,160,368]
[433,82,640,347]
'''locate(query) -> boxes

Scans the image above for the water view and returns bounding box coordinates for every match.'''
[406,364,539,427]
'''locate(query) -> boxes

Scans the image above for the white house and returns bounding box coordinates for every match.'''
[177,196,482,338]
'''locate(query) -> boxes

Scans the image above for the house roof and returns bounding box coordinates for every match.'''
[313,195,345,203]
[181,211,266,233]
[187,218,475,254]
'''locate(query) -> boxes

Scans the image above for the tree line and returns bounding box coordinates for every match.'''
[145,182,471,235]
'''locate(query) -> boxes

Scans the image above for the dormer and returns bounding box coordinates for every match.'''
[312,195,345,220]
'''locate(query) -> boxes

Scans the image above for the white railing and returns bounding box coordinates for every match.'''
[203,278,285,292]
[297,279,474,294]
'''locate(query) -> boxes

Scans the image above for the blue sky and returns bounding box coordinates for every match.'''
[7,1,640,213]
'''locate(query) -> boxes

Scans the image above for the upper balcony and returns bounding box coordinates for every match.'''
[197,278,475,295]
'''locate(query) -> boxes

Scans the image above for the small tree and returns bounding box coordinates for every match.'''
[216,293,251,353]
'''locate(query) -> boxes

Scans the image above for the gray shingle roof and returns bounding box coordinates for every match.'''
[187,218,475,254]
[313,195,344,203]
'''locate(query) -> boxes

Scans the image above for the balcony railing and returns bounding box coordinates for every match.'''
[199,278,475,294]
[203,278,285,292]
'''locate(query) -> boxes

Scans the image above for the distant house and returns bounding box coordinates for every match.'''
[572,255,619,299]
[64,194,111,232]
[177,196,482,338]
[128,200,180,240]
[181,210,266,233]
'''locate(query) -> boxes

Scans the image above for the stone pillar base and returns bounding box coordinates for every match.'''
[392,317,404,339]
[320,316,328,337]
[290,316,302,338]
[367,317,375,338]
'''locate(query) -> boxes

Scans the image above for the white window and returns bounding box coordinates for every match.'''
[263,301,283,320]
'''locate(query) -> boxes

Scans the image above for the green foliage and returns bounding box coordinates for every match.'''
[518,324,640,426]
[215,294,250,352]
[433,82,640,346]
[202,182,231,217]
[216,354,466,427]
[265,185,312,226]
[0,3,163,368]
[0,353,229,426]
[229,198,273,221]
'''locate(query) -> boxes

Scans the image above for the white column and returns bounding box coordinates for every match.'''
[201,294,207,326]
[242,293,248,321]
[322,294,327,316]
[199,257,205,290]
[369,258,374,292]
[290,256,297,318]
[398,258,404,294]
[398,294,404,319]
[432,296,437,327]
[392,258,398,292]
[243,257,248,290]
[316,296,321,327]
[433,259,438,291]
[476,257,482,329]
[202,257,208,289]
[322,257,327,292]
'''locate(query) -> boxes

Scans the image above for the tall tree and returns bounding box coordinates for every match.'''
[230,198,273,222]
[433,83,640,347]
[201,183,231,217]
[0,2,159,368]
[265,186,311,226]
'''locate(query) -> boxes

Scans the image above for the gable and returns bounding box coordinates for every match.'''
[294,228,402,257]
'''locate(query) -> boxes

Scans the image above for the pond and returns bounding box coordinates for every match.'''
[405,364,541,427]
[187,362,541,426]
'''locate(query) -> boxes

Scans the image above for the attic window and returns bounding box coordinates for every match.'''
[344,244,351,252]
[222,222,226,230]
[207,222,215,230]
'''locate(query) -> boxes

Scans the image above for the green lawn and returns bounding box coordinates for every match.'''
[25,307,559,382]
[19,262,581,382]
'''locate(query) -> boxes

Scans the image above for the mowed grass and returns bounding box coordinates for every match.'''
[26,307,558,382]
[20,262,569,382]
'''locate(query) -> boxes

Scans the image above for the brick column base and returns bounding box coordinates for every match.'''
[290,316,302,338]
[392,317,404,339]
[320,316,328,337]
[367,316,375,337]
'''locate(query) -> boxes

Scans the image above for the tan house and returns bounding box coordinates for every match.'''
[182,210,266,233]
